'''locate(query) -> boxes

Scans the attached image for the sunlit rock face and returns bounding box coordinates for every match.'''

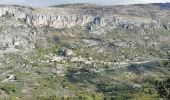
[0,4,169,31]
[30,14,94,28]
[0,4,170,53]
[0,6,37,52]
[0,6,95,29]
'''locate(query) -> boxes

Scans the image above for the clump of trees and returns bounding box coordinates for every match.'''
[156,78,170,99]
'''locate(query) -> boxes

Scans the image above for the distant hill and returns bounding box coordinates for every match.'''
[152,3,170,9]
[50,3,98,8]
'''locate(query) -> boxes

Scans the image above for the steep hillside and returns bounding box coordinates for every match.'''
[0,3,170,100]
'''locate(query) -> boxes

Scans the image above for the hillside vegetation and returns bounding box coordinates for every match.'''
[0,3,170,100]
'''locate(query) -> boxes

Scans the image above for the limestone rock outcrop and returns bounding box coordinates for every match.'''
[0,4,170,53]
[0,5,169,31]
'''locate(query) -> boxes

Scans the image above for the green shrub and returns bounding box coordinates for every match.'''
[0,84,18,94]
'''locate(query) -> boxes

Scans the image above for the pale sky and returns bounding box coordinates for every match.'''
[0,0,170,6]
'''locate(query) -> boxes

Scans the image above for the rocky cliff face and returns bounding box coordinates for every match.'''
[0,6,37,52]
[0,4,170,53]
[0,4,170,31]
[0,6,95,28]
[0,4,170,98]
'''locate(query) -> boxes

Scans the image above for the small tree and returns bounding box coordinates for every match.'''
[156,78,170,99]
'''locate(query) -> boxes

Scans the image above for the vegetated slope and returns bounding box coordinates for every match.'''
[0,3,169,99]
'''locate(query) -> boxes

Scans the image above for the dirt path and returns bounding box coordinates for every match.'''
[94,59,169,73]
